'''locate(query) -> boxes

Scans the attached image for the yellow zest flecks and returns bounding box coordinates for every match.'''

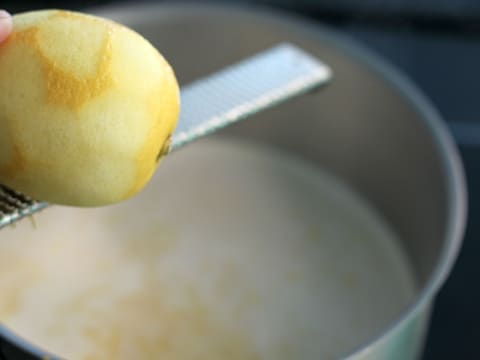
[11,25,113,111]
[0,258,41,318]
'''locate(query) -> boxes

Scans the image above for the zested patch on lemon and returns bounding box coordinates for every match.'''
[0,10,180,206]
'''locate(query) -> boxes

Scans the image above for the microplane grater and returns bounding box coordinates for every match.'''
[0,43,332,229]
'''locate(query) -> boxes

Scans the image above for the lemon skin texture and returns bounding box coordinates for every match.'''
[0,10,180,206]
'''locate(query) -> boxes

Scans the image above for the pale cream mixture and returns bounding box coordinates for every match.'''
[0,138,416,360]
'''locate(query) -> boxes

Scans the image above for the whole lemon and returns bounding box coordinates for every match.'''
[0,10,180,206]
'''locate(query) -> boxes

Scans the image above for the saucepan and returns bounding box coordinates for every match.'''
[0,3,466,359]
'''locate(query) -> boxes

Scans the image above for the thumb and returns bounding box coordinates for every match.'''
[0,10,12,43]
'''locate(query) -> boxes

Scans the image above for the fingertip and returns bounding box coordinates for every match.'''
[0,10,13,43]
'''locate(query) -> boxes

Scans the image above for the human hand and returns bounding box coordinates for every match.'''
[0,10,12,43]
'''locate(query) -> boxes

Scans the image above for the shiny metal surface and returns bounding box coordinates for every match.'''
[173,43,331,150]
[0,3,466,360]
[0,185,47,229]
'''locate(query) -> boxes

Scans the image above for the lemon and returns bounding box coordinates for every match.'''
[0,10,180,206]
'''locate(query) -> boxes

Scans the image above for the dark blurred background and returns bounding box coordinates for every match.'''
[3,1,480,359]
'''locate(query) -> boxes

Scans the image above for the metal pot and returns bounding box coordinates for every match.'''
[0,3,466,359]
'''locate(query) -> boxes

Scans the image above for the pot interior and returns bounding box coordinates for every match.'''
[115,4,456,287]
[0,4,465,360]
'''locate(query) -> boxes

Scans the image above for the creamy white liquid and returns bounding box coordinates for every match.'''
[0,138,415,360]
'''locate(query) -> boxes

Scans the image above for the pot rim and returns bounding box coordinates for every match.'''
[0,3,467,359]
